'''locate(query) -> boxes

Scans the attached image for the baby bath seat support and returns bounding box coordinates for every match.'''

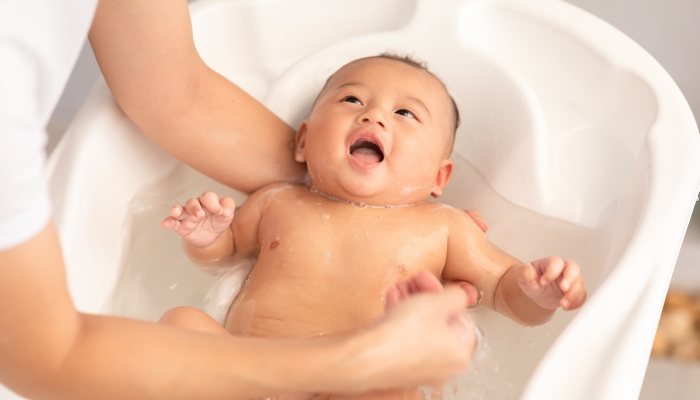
[12,0,695,399]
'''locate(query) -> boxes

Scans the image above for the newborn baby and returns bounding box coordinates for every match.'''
[160,54,587,399]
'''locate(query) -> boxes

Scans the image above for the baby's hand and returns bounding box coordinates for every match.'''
[161,192,235,248]
[516,257,587,311]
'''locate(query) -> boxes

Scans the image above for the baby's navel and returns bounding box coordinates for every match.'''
[269,240,280,249]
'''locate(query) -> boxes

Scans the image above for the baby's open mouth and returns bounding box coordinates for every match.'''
[349,140,384,163]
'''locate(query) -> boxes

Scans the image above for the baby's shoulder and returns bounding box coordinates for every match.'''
[247,183,307,206]
[415,202,481,231]
[416,202,465,218]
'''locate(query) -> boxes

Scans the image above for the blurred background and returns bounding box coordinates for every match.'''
[48,0,699,398]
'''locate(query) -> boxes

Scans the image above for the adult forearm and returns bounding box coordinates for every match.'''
[89,0,306,193]
[0,225,380,399]
[44,314,372,400]
[493,265,554,326]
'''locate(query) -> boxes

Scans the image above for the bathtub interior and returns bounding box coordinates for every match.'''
[37,0,699,400]
[102,0,656,398]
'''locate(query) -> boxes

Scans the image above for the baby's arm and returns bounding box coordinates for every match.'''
[162,187,275,264]
[441,208,587,326]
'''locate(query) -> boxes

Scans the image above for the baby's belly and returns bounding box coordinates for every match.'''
[224,273,388,339]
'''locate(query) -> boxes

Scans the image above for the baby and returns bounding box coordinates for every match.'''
[160,54,587,399]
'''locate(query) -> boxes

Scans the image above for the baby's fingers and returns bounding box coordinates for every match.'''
[557,260,580,292]
[185,198,206,219]
[170,204,186,220]
[200,192,224,215]
[161,216,181,231]
[516,263,541,291]
[560,277,587,310]
[219,196,235,217]
[536,257,565,286]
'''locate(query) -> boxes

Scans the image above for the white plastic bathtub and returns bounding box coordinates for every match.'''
[5,0,699,399]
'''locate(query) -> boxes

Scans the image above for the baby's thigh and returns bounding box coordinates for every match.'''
[158,306,229,335]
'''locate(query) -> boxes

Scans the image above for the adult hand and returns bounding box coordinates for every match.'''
[464,209,488,233]
[345,279,476,391]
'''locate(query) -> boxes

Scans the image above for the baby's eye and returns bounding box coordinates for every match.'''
[343,96,362,105]
[396,109,416,119]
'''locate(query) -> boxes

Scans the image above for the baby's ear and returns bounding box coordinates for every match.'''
[294,122,308,163]
[430,159,454,198]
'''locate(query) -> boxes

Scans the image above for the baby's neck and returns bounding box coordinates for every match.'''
[309,186,424,209]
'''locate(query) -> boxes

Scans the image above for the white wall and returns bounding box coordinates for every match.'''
[564,0,700,123]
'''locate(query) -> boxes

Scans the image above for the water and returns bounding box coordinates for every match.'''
[107,164,249,321]
[108,158,615,398]
[422,325,513,400]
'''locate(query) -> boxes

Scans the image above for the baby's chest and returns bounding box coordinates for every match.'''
[256,207,449,281]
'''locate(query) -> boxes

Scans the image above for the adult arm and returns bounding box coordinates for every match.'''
[0,223,472,400]
[89,0,307,194]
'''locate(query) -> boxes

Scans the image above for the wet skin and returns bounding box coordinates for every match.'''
[164,58,587,399]
[227,185,445,338]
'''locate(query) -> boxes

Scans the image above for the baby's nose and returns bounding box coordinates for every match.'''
[360,107,387,128]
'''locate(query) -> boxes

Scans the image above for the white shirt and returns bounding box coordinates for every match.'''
[0,0,98,250]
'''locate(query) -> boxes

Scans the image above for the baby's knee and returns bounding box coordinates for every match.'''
[159,306,228,335]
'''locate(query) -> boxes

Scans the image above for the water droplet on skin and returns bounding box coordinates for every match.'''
[287,247,293,252]
[321,251,330,260]
[322,213,330,220]
[359,202,367,208]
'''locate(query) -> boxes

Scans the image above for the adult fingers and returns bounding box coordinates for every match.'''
[427,286,469,319]
[385,272,442,312]
[384,287,401,310]
[464,209,488,233]
[385,280,410,311]
[410,270,443,293]
[443,278,480,307]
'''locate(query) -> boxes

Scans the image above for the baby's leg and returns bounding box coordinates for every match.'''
[158,306,229,335]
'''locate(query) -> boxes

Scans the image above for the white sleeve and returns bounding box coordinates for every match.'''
[0,0,98,251]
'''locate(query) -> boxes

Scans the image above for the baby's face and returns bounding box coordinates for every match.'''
[294,57,455,206]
